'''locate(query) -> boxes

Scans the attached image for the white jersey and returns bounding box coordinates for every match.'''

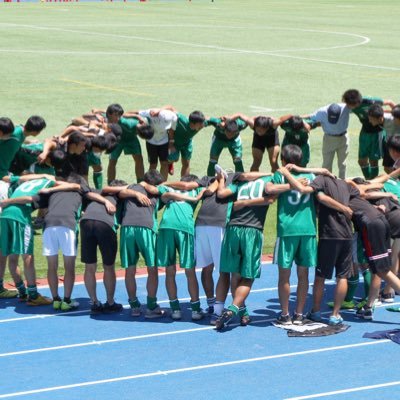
[139,109,177,146]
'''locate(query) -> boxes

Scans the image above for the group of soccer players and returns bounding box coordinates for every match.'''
[1,87,400,331]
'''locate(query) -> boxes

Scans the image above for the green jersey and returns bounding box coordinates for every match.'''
[119,117,139,143]
[0,178,55,225]
[228,176,273,230]
[281,118,318,146]
[273,171,316,237]
[352,97,383,133]
[383,178,400,201]
[208,117,247,142]
[0,125,25,178]
[158,186,201,235]
[174,113,206,148]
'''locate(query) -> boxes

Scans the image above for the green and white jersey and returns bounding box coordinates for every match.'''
[273,171,316,237]
[352,97,383,133]
[228,176,273,230]
[208,117,247,142]
[158,185,202,235]
[0,125,25,178]
[0,178,55,225]
[174,113,206,148]
[119,117,139,143]
[383,178,400,201]
[281,118,318,146]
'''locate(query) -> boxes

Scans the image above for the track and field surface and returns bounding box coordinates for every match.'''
[1,263,400,400]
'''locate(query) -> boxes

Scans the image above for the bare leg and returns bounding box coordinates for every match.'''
[295,266,309,315]
[165,265,177,300]
[147,266,159,298]
[278,267,291,315]
[103,264,116,304]
[63,255,76,299]
[201,264,214,299]
[47,255,59,298]
[125,266,137,300]
[185,268,199,302]
[84,263,98,303]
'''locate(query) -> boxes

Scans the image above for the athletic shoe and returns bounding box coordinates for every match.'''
[379,291,395,303]
[206,305,214,315]
[356,305,373,320]
[327,300,356,310]
[328,315,344,326]
[215,310,234,331]
[60,299,79,311]
[0,288,18,299]
[168,163,174,176]
[192,309,205,321]
[130,307,141,317]
[27,294,52,306]
[240,314,251,326]
[90,302,103,315]
[53,300,62,310]
[145,306,165,319]
[103,302,123,313]
[292,313,304,325]
[210,313,219,326]
[214,164,228,180]
[306,310,322,322]
[18,293,28,302]
[275,313,292,325]
[171,309,182,320]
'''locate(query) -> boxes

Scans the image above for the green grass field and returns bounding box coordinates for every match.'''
[1,0,400,280]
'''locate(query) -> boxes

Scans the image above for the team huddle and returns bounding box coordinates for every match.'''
[1,88,400,331]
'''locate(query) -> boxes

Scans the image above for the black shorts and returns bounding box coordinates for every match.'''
[146,142,169,164]
[252,130,279,152]
[382,139,395,168]
[360,216,391,274]
[316,239,352,279]
[80,219,117,265]
[387,209,400,238]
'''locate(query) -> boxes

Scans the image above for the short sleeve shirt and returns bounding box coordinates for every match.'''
[352,97,384,133]
[310,103,350,135]
[281,118,318,146]
[384,114,400,137]
[208,117,248,142]
[119,117,139,143]
[174,113,205,148]
[139,110,178,146]
[0,125,25,178]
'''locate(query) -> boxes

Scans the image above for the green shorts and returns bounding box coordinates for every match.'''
[156,229,195,269]
[0,218,34,255]
[220,225,263,279]
[281,138,310,167]
[358,130,381,160]
[210,136,242,160]
[109,138,142,161]
[120,226,156,267]
[274,235,316,269]
[88,151,102,167]
[168,141,193,162]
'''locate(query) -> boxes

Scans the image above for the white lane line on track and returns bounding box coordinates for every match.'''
[0,340,390,399]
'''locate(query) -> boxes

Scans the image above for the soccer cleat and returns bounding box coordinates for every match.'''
[379,291,395,303]
[356,305,373,320]
[145,306,165,319]
[171,309,182,320]
[168,163,174,176]
[18,293,28,302]
[292,313,304,325]
[60,299,79,311]
[103,302,123,313]
[191,309,206,321]
[0,288,18,299]
[90,302,103,315]
[130,307,141,317]
[214,164,228,180]
[328,315,344,326]
[53,300,62,310]
[275,313,292,325]
[240,314,251,326]
[27,294,52,306]
[327,300,356,310]
[306,310,322,322]
[215,310,234,331]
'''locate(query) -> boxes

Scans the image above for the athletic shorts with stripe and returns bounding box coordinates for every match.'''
[0,218,34,255]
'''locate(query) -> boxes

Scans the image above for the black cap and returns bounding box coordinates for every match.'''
[327,103,341,124]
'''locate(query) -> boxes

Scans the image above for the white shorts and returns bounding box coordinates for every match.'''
[195,226,225,269]
[43,226,77,257]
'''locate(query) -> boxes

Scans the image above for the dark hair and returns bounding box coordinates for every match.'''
[106,104,124,118]
[0,117,15,135]
[289,116,304,131]
[352,177,368,185]
[392,105,400,120]
[67,131,88,146]
[66,172,86,185]
[144,169,164,186]
[24,116,46,133]
[368,104,384,119]
[104,133,118,154]
[387,135,400,153]
[254,116,273,131]
[180,174,199,182]
[107,123,122,139]
[224,119,238,134]
[90,135,109,152]
[281,144,303,166]
[188,111,205,125]
[49,149,67,170]
[109,179,128,187]
[342,89,362,106]
[137,124,154,140]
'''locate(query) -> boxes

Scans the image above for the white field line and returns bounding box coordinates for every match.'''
[285,380,400,400]
[1,301,398,358]
[0,340,390,399]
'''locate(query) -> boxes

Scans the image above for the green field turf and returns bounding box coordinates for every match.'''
[1,0,400,281]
